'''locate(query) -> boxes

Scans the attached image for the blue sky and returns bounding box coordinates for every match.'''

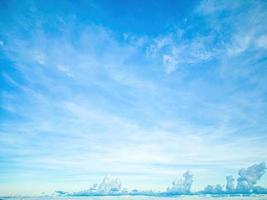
[1,0,267,196]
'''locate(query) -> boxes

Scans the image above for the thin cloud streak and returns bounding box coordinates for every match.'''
[0,0,267,196]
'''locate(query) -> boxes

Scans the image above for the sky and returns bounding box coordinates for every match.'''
[0,0,267,196]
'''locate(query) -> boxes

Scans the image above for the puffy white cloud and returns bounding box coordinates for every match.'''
[73,176,122,195]
[236,162,266,193]
[98,176,122,193]
[167,170,193,194]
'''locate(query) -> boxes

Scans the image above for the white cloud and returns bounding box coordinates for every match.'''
[32,51,46,65]
[227,33,253,56]
[147,33,215,74]
[163,54,178,74]
[56,64,73,77]
[256,35,267,49]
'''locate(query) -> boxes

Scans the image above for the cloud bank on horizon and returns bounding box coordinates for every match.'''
[203,162,267,194]
[0,0,267,196]
[59,162,267,196]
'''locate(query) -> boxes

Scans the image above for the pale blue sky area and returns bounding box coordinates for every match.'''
[0,0,267,196]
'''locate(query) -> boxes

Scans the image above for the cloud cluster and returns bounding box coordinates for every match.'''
[236,162,266,193]
[58,163,267,196]
[72,176,123,195]
[202,162,267,194]
[64,176,157,196]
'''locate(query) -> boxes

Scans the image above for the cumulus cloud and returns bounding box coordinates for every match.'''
[73,176,122,195]
[236,162,266,193]
[98,176,122,193]
[167,170,193,194]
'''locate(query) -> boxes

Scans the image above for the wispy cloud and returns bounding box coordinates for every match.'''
[0,0,267,196]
